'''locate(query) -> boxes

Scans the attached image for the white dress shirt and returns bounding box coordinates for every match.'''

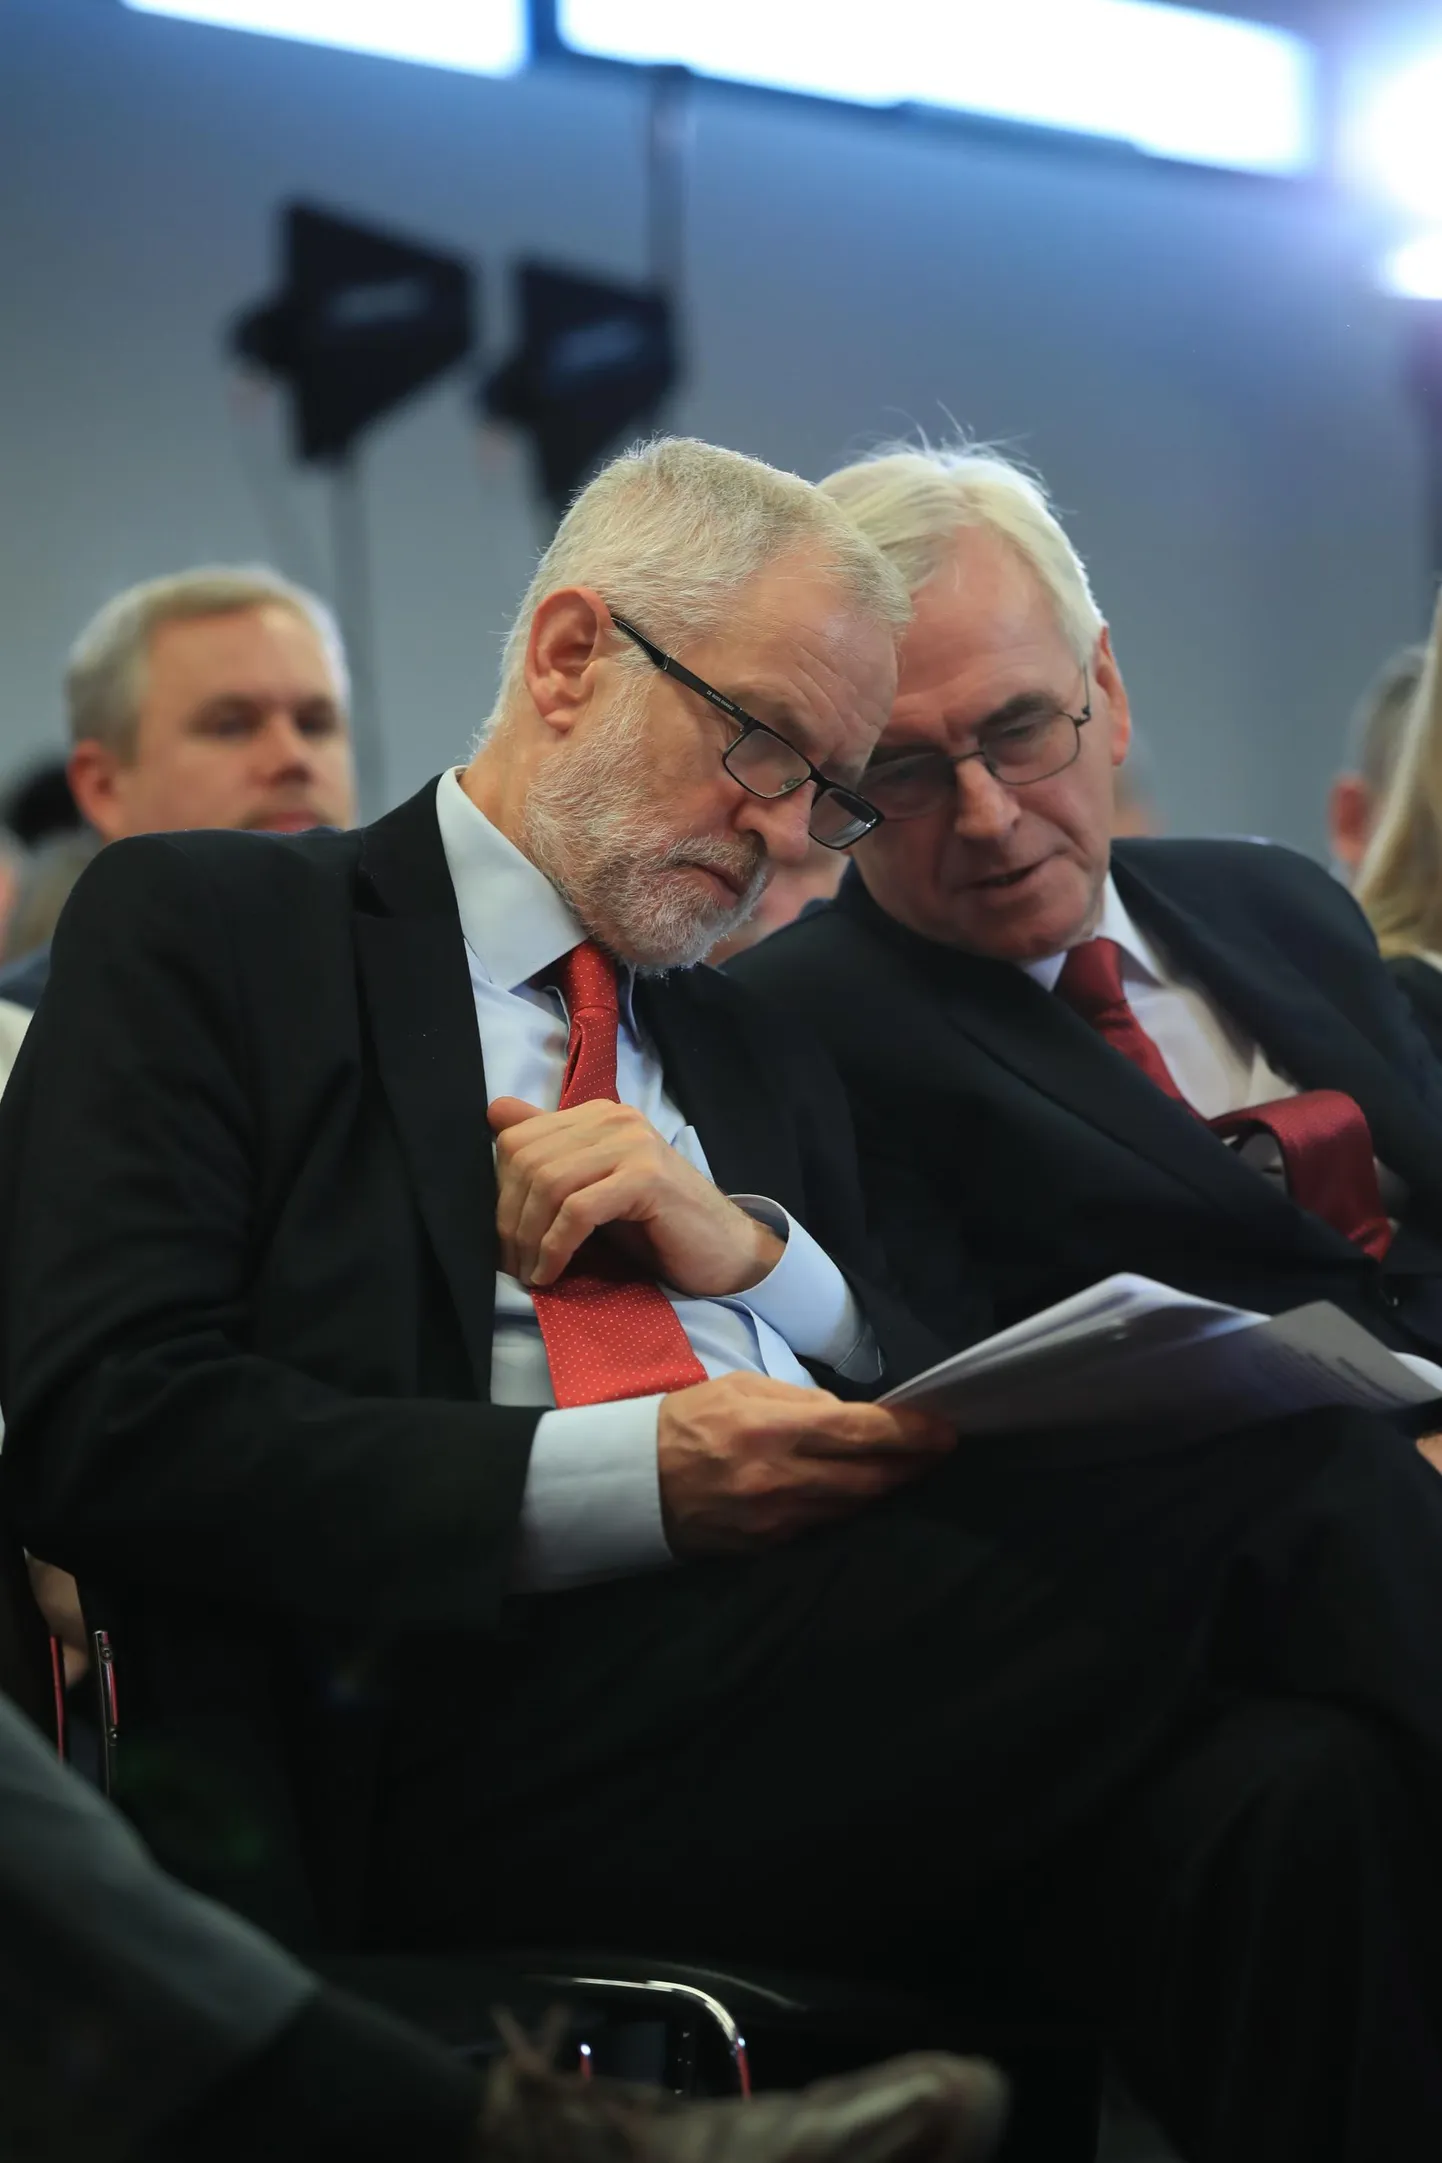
[1023,874,1405,1211]
[434,771,877,1591]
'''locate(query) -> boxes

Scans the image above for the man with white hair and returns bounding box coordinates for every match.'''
[12,438,1442,2163]
[736,442,1442,1350]
[729,440,1442,2158]
[0,563,358,1080]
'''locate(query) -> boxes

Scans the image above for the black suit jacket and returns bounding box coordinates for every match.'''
[1388,954,1442,1069]
[0,781,930,1942]
[731,839,1442,1356]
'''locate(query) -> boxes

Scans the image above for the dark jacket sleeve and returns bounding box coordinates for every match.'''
[0,840,536,1634]
[710,974,950,1384]
[727,931,996,1359]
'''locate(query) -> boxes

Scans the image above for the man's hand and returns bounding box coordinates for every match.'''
[657,1371,956,1555]
[489,1096,784,1296]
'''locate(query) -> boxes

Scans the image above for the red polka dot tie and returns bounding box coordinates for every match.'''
[526,940,710,1407]
[1056,937,1392,1259]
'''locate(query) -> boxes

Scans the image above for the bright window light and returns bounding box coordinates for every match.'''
[1382,234,1442,302]
[121,0,527,76]
[1347,49,1442,223]
[558,0,1316,176]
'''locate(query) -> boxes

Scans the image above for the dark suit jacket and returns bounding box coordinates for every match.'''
[731,839,1442,1357]
[0,781,930,1943]
[1388,954,1442,1069]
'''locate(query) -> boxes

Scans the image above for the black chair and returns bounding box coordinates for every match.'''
[0,1515,1102,2161]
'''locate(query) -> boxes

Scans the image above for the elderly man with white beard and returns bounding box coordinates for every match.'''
[0,437,950,1941]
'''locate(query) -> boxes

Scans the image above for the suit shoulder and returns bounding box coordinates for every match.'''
[725,898,869,1001]
[1117,835,1364,939]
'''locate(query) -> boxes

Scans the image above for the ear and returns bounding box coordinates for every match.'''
[523,586,613,738]
[1092,626,1132,768]
[1328,773,1373,873]
[66,740,128,843]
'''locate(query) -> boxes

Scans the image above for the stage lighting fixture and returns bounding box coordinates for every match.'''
[121,0,526,77]
[482,262,677,516]
[230,202,477,462]
[1348,46,1442,224]
[1384,235,1442,303]
[557,0,1315,177]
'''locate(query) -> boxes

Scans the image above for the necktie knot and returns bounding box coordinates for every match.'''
[1056,937,1128,1024]
[554,939,618,1023]
[547,940,620,1108]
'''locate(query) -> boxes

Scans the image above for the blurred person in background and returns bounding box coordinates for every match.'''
[1329,643,1425,877]
[0,753,88,851]
[0,565,357,1080]
[1355,594,1442,1060]
[1110,757,1160,838]
[0,829,101,967]
[0,830,23,977]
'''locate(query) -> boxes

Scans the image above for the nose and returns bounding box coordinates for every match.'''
[951,759,1021,843]
[736,786,815,869]
[256,709,318,778]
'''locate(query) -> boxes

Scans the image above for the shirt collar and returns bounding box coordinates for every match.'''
[434,769,639,1020]
[1021,872,1169,994]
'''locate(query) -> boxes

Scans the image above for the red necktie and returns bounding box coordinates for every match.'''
[524,941,709,1407]
[1056,938,1391,1260]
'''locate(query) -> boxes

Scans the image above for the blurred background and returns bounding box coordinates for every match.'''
[6,0,1442,851]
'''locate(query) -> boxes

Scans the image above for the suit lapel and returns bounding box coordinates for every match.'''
[837,870,1344,1251]
[635,973,799,1207]
[354,783,499,1397]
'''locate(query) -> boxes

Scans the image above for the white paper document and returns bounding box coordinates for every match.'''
[882,1274,1442,1441]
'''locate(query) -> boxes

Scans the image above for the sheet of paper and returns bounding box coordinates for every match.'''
[882,1275,1442,1441]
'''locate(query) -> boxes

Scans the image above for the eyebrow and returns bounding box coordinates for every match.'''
[866,689,1061,765]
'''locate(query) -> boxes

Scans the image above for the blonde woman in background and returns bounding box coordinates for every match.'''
[1356,590,1442,1062]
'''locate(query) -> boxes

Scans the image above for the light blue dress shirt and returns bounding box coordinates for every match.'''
[434,771,878,1590]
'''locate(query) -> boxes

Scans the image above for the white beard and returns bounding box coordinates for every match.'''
[520,689,769,970]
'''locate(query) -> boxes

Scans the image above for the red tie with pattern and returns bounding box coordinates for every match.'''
[1056,937,1391,1260]
[525,940,709,1407]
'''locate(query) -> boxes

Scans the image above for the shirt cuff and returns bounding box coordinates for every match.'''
[730,1196,880,1381]
[517,1396,674,1590]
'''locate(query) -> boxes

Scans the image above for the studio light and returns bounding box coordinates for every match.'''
[121,0,527,76]
[1347,47,1442,224]
[1383,235,1442,303]
[557,0,1316,177]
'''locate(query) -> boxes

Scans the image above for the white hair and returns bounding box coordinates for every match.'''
[818,441,1104,664]
[490,435,911,729]
[66,565,349,756]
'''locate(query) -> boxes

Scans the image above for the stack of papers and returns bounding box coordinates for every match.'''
[882,1274,1442,1440]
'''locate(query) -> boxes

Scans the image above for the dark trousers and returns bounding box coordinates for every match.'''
[370,1408,1442,2161]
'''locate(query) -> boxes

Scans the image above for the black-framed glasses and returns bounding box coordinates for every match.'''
[609,614,883,849]
[860,674,1093,823]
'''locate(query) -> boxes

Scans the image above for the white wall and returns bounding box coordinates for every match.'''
[0,0,1430,849]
